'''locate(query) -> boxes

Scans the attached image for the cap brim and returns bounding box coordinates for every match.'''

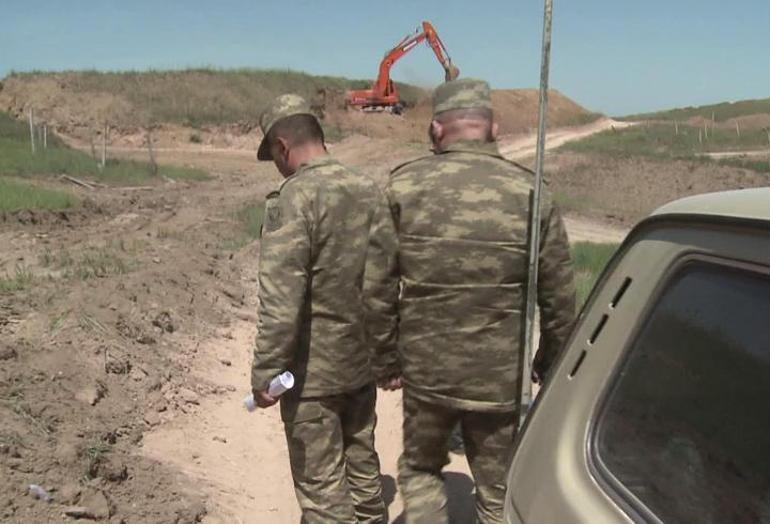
[257,136,271,161]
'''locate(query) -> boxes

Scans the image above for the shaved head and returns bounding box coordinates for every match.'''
[265,113,327,177]
[430,107,497,150]
[434,107,494,125]
[266,114,325,151]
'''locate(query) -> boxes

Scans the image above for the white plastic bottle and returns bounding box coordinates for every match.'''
[244,371,295,412]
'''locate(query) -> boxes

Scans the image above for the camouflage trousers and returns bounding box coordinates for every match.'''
[397,390,517,524]
[280,383,386,524]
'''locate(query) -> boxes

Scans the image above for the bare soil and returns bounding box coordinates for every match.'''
[545,151,770,227]
[4,114,766,522]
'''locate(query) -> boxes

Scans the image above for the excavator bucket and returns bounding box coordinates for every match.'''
[445,63,460,82]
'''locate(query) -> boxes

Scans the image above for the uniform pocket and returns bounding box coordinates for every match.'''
[280,397,325,425]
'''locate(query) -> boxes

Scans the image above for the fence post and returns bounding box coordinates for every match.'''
[101,121,107,169]
[146,127,158,176]
[674,121,679,135]
[90,132,98,163]
[28,108,36,154]
[43,125,48,149]
[735,122,740,137]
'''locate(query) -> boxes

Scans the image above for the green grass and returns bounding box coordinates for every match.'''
[237,201,265,239]
[0,178,76,211]
[82,440,111,479]
[622,97,770,123]
[6,69,425,127]
[0,136,209,183]
[716,157,770,174]
[0,111,208,187]
[561,123,770,158]
[40,246,132,280]
[0,265,35,294]
[554,191,596,215]
[572,242,619,306]
[220,201,266,250]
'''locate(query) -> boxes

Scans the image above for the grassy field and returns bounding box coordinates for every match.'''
[0,111,208,210]
[4,69,425,127]
[0,178,77,212]
[561,123,770,162]
[716,157,770,173]
[572,242,619,306]
[622,97,770,123]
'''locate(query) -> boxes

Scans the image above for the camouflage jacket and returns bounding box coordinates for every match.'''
[379,140,576,412]
[251,155,398,398]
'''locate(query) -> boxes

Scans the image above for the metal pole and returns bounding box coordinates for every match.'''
[520,0,554,429]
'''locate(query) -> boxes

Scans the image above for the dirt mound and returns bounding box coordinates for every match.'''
[492,89,600,134]
[1,71,598,148]
[384,88,600,142]
[0,70,423,134]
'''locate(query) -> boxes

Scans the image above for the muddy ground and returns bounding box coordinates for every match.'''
[1,127,765,522]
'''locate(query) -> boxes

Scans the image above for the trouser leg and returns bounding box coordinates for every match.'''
[461,410,517,524]
[341,383,386,523]
[281,395,357,524]
[397,390,459,524]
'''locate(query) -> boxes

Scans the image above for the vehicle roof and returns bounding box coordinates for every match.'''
[652,187,770,222]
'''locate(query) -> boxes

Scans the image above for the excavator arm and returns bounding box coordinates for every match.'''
[346,21,459,111]
[422,22,460,82]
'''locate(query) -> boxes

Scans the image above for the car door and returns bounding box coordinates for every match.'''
[505,210,770,523]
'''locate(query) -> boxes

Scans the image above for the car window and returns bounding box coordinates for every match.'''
[594,262,770,524]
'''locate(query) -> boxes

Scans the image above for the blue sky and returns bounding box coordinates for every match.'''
[1,0,768,115]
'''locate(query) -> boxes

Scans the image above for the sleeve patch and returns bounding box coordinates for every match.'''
[262,195,282,234]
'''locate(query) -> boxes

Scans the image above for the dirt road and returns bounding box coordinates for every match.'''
[498,118,635,160]
[700,149,770,159]
[0,120,626,522]
[133,132,627,523]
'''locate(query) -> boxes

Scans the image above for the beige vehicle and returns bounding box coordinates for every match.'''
[505,188,770,523]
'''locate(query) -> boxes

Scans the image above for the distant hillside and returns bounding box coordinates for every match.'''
[0,69,599,143]
[623,97,770,125]
[0,69,426,129]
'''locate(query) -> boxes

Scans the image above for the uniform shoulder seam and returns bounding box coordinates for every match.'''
[390,155,433,175]
[502,158,535,175]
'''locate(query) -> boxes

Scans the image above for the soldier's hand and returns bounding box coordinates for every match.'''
[253,389,278,408]
[378,376,402,391]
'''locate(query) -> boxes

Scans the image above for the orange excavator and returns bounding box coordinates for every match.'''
[346,21,460,113]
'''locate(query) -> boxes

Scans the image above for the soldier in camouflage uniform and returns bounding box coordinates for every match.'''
[250,94,397,523]
[372,79,577,523]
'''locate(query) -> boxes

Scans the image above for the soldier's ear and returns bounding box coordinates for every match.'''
[430,120,444,145]
[275,136,291,161]
[491,122,499,141]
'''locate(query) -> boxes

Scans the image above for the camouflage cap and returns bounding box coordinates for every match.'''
[432,78,493,116]
[257,94,316,161]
